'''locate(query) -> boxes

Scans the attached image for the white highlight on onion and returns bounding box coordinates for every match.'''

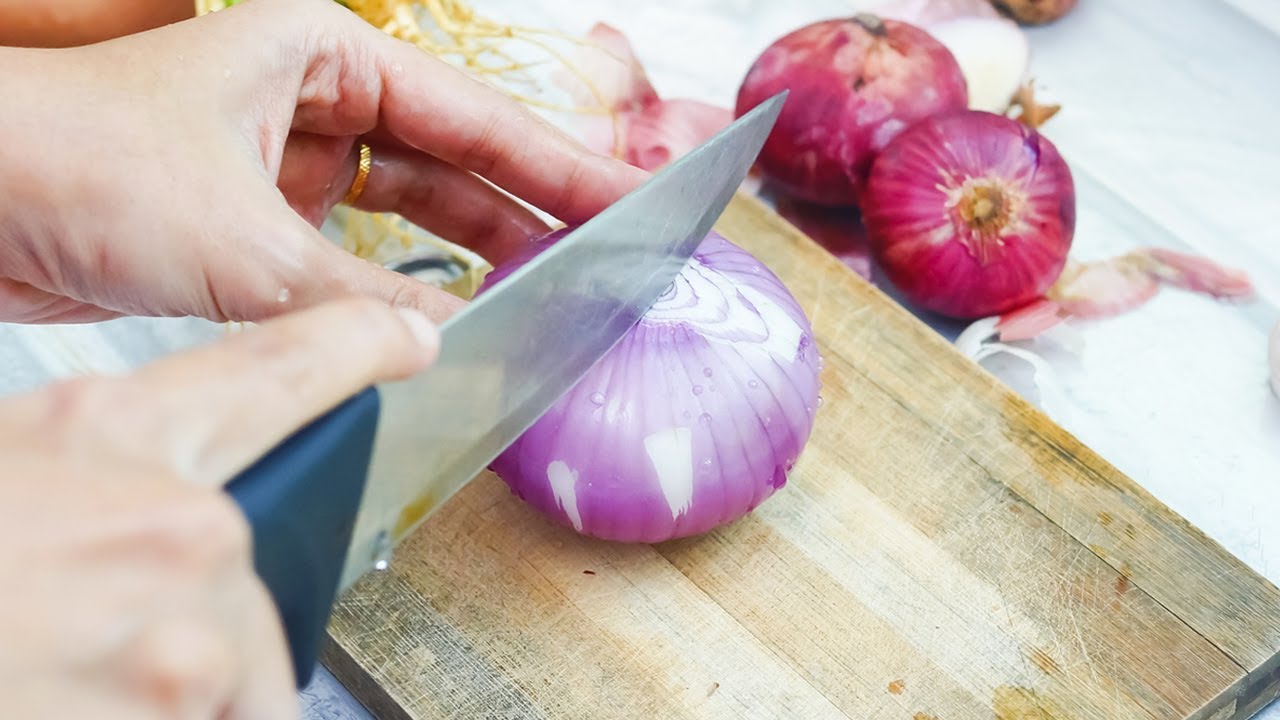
[643,427,696,520]
[739,286,805,363]
[546,461,584,532]
[646,262,805,364]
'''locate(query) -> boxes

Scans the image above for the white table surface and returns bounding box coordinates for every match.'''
[0,0,1275,718]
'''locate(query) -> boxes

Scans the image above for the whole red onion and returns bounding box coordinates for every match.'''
[734,14,968,207]
[862,109,1075,318]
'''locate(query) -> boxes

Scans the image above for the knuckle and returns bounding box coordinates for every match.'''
[156,491,252,567]
[127,619,233,712]
[38,376,125,438]
[457,114,506,177]
[549,156,592,219]
[334,296,407,342]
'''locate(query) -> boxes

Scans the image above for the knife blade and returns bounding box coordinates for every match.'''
[223,91,785,686]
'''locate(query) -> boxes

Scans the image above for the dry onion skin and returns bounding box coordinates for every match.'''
[989,0,1078,25]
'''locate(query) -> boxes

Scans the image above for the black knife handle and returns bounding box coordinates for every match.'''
[223,386,381,687]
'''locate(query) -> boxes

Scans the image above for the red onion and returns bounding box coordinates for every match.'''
[477,229,822,543]
[862,109,1075,318]
[734,14,968,207]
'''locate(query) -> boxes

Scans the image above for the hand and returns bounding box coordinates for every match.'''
[0,297,439,719]
[0,0,646,325]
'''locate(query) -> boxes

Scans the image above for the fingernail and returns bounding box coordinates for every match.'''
[396,307,440,351]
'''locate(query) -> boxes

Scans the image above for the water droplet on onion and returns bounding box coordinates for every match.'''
[692,384,704,396]
[817,396,825,407]
[589,392,605,405]
[799,335,810,349]
[764,415,772,426]
[703,367,713,378]
[699,413,712,424]
[683,410,692,419]
[747,379,760,389]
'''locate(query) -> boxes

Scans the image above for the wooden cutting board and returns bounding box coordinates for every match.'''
[321,194,1280,720]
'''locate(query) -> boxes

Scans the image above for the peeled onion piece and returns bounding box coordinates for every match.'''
[477,229,822,543]
[1048,248,1253,319]
[863,109,1075,319]
[735,14,968,207]
[556,22,733,172]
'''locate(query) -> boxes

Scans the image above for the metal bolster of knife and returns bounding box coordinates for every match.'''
[223,386,381,688]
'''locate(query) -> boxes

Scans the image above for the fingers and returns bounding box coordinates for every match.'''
[291,226,470,325]
[276,133,552,266]
[374,46,649,222]
[225,578,298,720]
[277,2,649,222]
[349,143,553,266]
[136,297,440,485]
[16,298,442,486]
[202,197,467,324]
[0,278,123,324]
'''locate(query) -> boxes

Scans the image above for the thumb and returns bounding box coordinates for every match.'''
[210,201,468,325]
[296,223,469,325]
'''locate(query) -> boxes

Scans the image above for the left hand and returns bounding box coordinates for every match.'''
[0,0,647,325]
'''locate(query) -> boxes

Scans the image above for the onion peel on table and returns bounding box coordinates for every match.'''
[551,22,736,173]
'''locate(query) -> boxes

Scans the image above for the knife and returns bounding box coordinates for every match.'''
[223,91,786,687]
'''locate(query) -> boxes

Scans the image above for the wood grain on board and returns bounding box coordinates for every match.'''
[321,194,1280,720]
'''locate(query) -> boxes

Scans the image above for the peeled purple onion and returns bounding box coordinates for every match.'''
[476,229,822,543]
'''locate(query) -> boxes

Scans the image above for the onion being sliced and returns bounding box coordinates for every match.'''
[477,229,823,543]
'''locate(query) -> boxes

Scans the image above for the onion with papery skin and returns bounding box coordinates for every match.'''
[477,229,822,543]
[734,14,968,207]
[862,109,1075,319]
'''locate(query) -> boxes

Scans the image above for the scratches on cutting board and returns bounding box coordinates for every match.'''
[1029,648,1062,676]
[993,685,1060,719]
